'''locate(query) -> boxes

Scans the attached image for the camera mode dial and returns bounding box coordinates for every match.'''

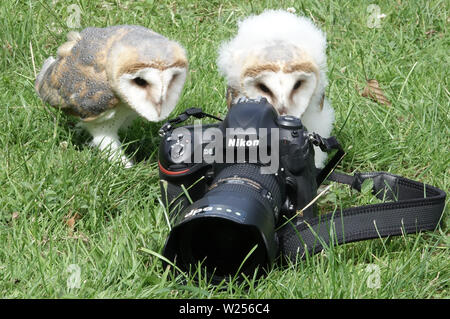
[167,132,190,160]
[277,115,303,130]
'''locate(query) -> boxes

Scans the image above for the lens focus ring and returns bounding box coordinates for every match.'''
[209,164,283,214]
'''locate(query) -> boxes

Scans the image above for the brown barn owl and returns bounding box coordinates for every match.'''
[217,10,334,168]
[35,25,188,167]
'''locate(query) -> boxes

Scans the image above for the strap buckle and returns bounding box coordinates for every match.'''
[308,133,346,185]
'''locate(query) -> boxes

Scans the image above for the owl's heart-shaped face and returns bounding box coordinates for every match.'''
[217,10,334,168]
[117,66,187,122]
[241,68,318,117]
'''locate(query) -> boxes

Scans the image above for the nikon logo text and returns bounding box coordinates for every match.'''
[228,138,260,147]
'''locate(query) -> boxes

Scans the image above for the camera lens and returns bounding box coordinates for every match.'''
[163,164,283,282]
[177,217,267,278]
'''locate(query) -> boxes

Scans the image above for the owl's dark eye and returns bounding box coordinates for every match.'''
[171,73,180,82]
[258,83,272,95]
[293,80,303,90]
[133,77,148,87]
[168,73,180,89]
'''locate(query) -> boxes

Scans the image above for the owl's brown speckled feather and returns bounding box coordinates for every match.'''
[35,25,187,121]
[35,25,188,168]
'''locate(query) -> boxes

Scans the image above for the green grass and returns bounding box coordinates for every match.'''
[0,0,448,298]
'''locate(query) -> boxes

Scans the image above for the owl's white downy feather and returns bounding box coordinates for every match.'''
[217,10,334,168]
[218,10,327,90]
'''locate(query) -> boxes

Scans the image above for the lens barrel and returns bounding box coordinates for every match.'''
[163,164,282,282]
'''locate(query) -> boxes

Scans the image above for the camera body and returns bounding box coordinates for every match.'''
[158,98,318,280]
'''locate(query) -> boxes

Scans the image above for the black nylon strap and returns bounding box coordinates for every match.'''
[313,136,346,185]
[159,108,222,136]
[278,171,446,261]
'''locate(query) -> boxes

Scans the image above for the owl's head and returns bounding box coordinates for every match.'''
[218,10,327,117]
[107,31,188,122]
[239,47,323,116]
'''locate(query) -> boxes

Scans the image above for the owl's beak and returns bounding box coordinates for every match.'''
[155,102,162,116]
[278,106,288,115]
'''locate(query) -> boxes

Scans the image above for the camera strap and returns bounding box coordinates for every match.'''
[278,170,446,262]
[159,108,222,136]
[308,133,346,185]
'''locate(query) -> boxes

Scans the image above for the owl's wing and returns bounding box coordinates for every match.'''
[35,34,119,121]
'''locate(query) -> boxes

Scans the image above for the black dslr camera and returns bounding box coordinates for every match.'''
[155,96,446,283]
[158,98,323,281]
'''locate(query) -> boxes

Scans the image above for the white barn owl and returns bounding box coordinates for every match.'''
[35,25,188,167]
[217,10,334,168]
